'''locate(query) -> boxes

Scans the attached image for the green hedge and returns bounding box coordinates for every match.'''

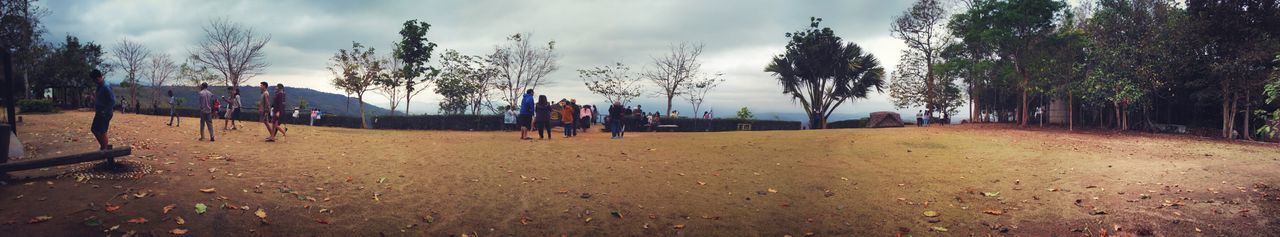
[18,99,58,113]
[618,116,801,132]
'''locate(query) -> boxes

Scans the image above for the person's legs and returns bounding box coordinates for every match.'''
[168,108,175,126]
[92,113,111,150]
[536,121,546,139]
[230,109,239,129]
[263,113,274,140]
[563,123,570,137]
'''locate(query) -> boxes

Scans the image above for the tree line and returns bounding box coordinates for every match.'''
[884,0,1280,140]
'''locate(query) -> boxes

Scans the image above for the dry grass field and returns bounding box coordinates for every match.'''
[1,112,1278,236]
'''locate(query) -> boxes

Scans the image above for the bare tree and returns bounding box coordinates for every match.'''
[111,39,150,108]
[189,18,270,88]
[682,72,724,118]
[144,53,178,105]
[642,42,707,115]
[375,55,405,116]
[890,0,954,114]
[580,62,645,105]
[490,33,558,109]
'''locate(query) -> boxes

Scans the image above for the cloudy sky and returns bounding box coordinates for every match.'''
[37,0,960,120]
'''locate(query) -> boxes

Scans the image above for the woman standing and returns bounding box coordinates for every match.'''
[579,105,592,132]
[534,95,552,140]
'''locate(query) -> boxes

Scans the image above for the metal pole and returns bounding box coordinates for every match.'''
[3,50,16,133]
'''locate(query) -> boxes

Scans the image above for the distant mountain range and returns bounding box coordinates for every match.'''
[122,85,393,117]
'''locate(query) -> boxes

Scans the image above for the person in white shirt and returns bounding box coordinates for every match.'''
[222,87,242,130]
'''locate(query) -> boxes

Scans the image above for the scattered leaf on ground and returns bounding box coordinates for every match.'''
[930,226,949,232]
[923,211,939,217]
[983,209,1005,215]
[169,228,188,235]
[127,217,148,224]
[982,192,999,197]
[28,215,52,224]
[255,209,267,219]
[105,204,122,213]
[199,188,216,193]
[176,217,185,225]
[768,188,778,193]
[194,203,208,214]
[163,204,176,214]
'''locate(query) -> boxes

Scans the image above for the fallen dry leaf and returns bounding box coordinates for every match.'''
[163,204,177,214]
[767,188,778,193]
[316,218,332,224]
[105,204,122,213]
[175,217,185,225]
[127,217,148,224]
[255,209,267,219]
[923,211,939,217]
[199,188,216,193]
[983,209,1004,215]
[169,228,188,235]
[28,215,52,224]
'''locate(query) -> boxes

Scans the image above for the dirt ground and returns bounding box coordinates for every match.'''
[1,112,1279,236]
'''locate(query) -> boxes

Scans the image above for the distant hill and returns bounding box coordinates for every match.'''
[122,85,393,117]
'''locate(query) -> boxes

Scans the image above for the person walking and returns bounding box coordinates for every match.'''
[166,90,179,127]
[534,95,552,140]
[560,100,575,138]
[518,89,535,140]
[268,83,288,141]
[257,82,273,141]
[89,69,115,150]
[197,83,216,142]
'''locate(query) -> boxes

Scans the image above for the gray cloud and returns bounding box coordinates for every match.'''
[39,0,935,119]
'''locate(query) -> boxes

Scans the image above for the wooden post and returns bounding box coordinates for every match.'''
[0,148,131,173]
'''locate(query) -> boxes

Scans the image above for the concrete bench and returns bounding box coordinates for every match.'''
[657,124,678,132]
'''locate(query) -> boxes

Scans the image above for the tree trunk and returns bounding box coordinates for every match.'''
[405,90,412,116]
[358,93,367,129]
[1068,92,1074,131]
[665,95,674,116]
[1245,91,1254,141]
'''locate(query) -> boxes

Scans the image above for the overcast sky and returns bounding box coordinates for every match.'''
[36,0,966,119]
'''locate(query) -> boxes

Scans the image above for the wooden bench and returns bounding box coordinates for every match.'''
[1,124,133,175]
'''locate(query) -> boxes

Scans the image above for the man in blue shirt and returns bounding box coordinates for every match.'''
[518,89,534,140]
[89,69,114,150]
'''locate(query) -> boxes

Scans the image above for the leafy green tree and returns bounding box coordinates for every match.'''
[393,20,439,115]
[434,50,493,115]
[765,17,885,129]
[736,107,753,120]
[328,42,384,128]
[178,61,220,88]
[1188,0,1280,138]
[950,0,1066,126]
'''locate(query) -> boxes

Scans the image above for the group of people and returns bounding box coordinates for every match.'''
[915,110,950,127]
[515,89,598,140]
[196,82,289,142]
[178,82,289,142]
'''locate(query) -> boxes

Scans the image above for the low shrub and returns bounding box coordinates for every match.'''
[18,99,58,113]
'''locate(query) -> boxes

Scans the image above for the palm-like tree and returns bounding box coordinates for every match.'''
[766,17,885,129]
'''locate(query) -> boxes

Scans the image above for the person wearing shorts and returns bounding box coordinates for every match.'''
[518,89,535,140]
[223,87,241,130]
[89,69,114,150]
[258,82,273,139]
